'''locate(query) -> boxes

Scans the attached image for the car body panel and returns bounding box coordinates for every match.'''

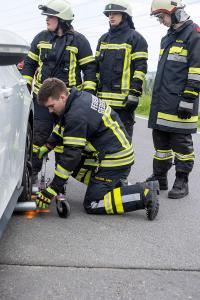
[0,29,32,238]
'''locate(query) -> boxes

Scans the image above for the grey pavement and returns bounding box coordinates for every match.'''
[0,117,200,299]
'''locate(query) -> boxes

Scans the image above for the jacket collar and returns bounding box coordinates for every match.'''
[109,20,130,35]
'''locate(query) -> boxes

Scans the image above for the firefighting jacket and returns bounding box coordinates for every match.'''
[148,20,200,134]
[21,30,97,94]
[95,21,148,108]
[47,88,134,190]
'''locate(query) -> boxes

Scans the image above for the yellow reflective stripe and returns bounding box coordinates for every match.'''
[85,142,97,152]
[63,137,86,146]
[189,68,200,75]
[55,164,72,179]
[23,75,33,86]
[66,46,78,54]
[84,153,134,168]
[100,99,126,107]
[37,43,52,49]
[121,47,131,91]
[160,49,164,56]
[133,70,145,81]
[102,106,130,148]
[95,50,100,57]
[183,90,198,96]
[105,145,133,159]
[33,144,39,153]
[100,43,132,51]
[144,188,149,197]
[113,188,124,214]
[175,152,195,161]
[97,92,127,99]
[82,81,97,90]
[169,46,188,56]
[46,186,57,196]
[158,112,198,123]
[54,146,64,153]
[53,125,64,137]
[68,50,77,86]
[131,52,148,60]
[79,55,95,65]
[83,170,92,185]
[28,51,39,61]
[104,192,114,214]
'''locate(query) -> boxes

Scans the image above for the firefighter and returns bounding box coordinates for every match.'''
[147,0,200,199]
[21,0,96,186]
[96,0,148,140]
[35,78,159,220]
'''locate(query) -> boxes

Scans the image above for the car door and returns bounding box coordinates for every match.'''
[0,65,24,211]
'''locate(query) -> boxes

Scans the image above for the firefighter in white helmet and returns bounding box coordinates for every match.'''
[147,0,200,199]
[21,0,96,190]
[96,0,148,185]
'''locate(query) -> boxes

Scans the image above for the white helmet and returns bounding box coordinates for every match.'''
[104,0,132,17]
[151,0,185,16]
[38,0,74,21]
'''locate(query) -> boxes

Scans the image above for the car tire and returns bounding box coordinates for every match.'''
[18,122,33,202]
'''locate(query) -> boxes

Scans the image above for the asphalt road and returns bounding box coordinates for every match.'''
[0,117,200,300]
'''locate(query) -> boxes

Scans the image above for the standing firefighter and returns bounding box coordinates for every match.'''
[96,0,148,140]
[147,0,200,198]
[35,78,159,221]
[21,0,96,186]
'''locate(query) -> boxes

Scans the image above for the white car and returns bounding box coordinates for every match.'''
[0,30,33,238]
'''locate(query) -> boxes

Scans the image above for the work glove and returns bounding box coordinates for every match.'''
[35,186,57,209]
[37,145,51,160]
[124,94,139,112]
[177,100,193,119]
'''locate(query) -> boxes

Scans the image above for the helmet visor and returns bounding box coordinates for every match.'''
[38,5,59,16]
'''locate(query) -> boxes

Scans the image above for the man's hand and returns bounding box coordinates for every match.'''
[177,100,193,119]
[124,94,139,112]
[35,187,57,208]
[38,145,50,160]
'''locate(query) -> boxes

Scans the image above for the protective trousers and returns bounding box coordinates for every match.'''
[152,129,194,176]
[74,167,145,215]
[32,94,55,176]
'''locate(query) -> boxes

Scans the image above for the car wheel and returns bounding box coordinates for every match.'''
[18,122,33,202]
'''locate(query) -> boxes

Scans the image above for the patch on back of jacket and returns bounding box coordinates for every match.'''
[196,27,200,33]
[91,95,106,114]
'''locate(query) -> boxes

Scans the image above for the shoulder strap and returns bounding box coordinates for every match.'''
[51,34,74,77]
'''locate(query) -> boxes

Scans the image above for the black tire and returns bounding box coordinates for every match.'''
[18,122,33,202]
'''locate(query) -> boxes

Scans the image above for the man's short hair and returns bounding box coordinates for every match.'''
[37,78,69,105]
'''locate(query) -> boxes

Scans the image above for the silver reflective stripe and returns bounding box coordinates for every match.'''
[91,200,105,209]
[122,193,141,203]
[127,95,139,104]
[155,151,173,159]
[179,101,193,109]
[157,119,197,129]
[167,54,187,63]
[175,152,195,161]
[188,74,200,81]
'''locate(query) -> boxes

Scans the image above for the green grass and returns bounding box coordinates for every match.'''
[136,94,200,128]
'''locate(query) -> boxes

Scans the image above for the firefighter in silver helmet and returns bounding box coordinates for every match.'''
[147,0,200,199]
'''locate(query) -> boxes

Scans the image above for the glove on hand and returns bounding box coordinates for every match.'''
[35,187,57,208]
[125,94,139,112]
[38,145,51,160]
[177,100,193,119]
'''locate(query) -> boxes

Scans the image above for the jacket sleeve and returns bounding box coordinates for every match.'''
[183,28,200,100]
[77,34,97,93]
[130,32,148,96]
[50,116,87,192]
[21,33,40,88]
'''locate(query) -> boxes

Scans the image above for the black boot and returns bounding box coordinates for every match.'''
[141,181,160,221]
[168,173,189,199]
[146,174,168,190]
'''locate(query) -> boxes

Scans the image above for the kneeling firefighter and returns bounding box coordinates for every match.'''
[21,0,97,187]
[34,78,159,221]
